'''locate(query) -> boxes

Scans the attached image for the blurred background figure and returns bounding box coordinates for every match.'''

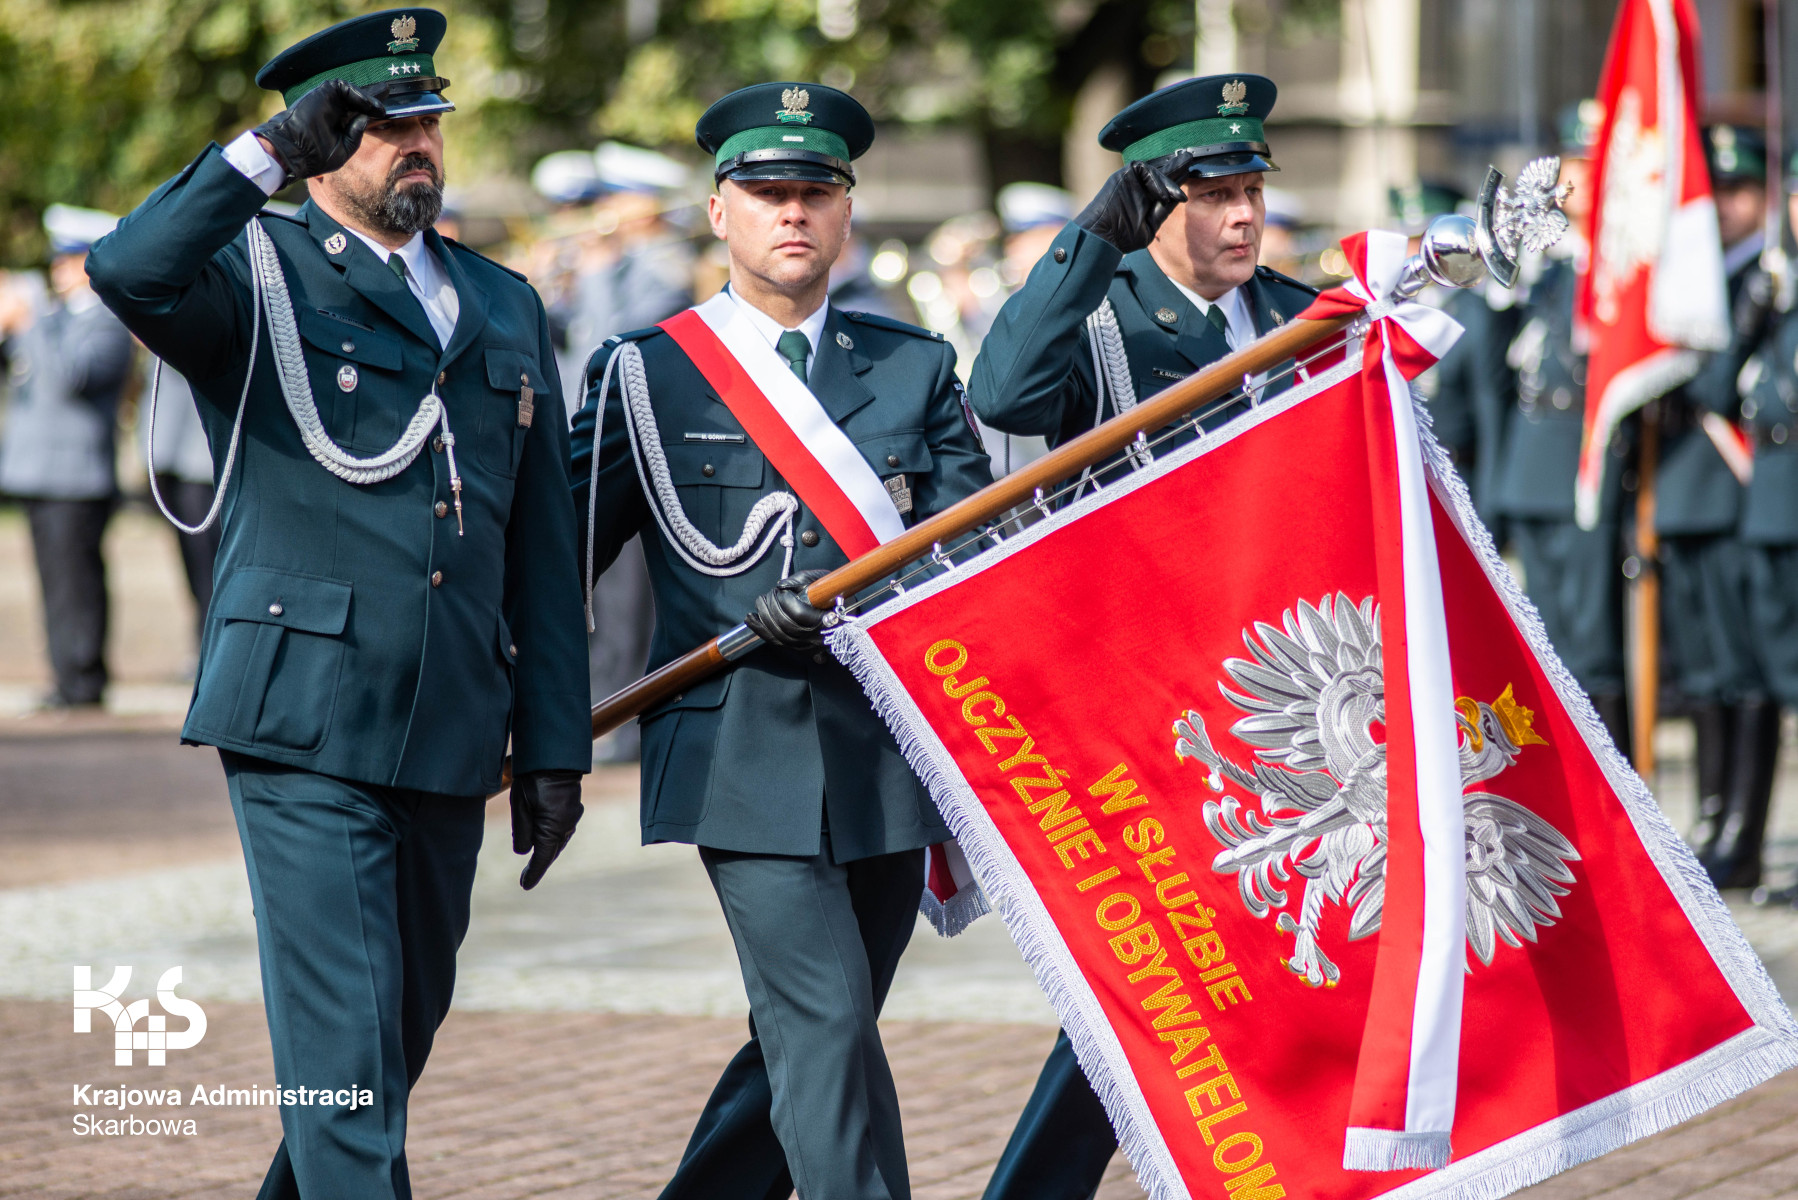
[1490,101,1636,759]
[1393,178,1521,531]
[1258,186,1307,279]
[0,205,134,710]
[829,234,912,321]
[535,142,696,764]
[1669,123,1779,889]
[140,359,218,655]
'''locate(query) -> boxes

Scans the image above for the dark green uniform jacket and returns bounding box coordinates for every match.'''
[1659,251,1771,536]
[967,222,1317,451]
[1737,306,1798,544]
[1493,257,1633,523]
[571,304,993,861]
[87,144,592,795]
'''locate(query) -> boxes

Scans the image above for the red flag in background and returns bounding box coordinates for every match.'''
[1573,0,1728,528]
[832,232,1796,1200]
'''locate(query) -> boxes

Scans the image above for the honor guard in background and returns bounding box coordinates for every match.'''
[1659,124,1776,888]
[0,205,135,710]
[572,84,992,1200]
[1685,131,1787,891]
[1490,104,1635,755]
[968,74,1316,1200]
[85,11,592,1196]
[1394,181,1521,532]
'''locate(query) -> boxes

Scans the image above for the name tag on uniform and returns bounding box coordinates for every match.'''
[517,373,534,428]
[885,473,913,516]
[1152,367,1188,382]
[683,431,747,444]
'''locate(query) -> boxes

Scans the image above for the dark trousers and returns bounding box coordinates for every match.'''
[1661,535,1762,703]
[154,475,221,634]
[1745,543,1798,711]
[660,840,923,1200]
[23,497,112,705]
[1510,517,1626,695]
[984,1029,1116,1200]
[222,751,485,1200]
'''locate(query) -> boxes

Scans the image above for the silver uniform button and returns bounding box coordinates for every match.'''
[341,340,355,353]
[337,364,358,392]
[508,643,518,657]
[268,602,284,616]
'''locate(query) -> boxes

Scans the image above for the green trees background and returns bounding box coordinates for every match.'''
[0,0,1307,264]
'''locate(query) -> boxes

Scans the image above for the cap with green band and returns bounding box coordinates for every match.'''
[697,83,875,187]
[255,7,454,119]
[1100,73,1279,180]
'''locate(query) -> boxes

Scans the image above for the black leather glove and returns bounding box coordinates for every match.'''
[744,569,831,651]
[253,79,385,182]
[510,770,585,890]
[1073,154,1194,254]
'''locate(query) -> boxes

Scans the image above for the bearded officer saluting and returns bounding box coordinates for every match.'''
[85,10,591,1197]
[573,83,992,1200]
[968,73,1316,1200]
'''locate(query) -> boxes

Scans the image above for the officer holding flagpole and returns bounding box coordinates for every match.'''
[571,83,992,1199]
[85,10,591,1195]
[968,73,1315,1199]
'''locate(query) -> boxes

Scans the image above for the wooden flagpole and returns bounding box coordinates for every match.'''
[580,312,1356,745]
[1630,407,1660,775]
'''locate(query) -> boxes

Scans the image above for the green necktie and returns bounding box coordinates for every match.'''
[776,329,811,385]
[389,254,409,281]
[1204,302,1229,338]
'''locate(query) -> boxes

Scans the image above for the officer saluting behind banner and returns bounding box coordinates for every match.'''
[969,74,1316,1200]
[572,83,991,1200]
[85,10,591,1197]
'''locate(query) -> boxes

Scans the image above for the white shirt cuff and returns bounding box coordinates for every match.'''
[221,131,287,197]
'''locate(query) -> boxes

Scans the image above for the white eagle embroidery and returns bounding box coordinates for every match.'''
[1593,87,1667,326]
[1172,594,1580,989]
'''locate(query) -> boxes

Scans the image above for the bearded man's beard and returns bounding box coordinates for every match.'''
[341,153,444,237]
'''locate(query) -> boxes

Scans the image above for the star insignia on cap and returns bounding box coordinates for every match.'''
[324,233,347,254]
[1230,123,1242,134]
[777,86,814,126]
[1218,79,1250,117]
[388,14,421,53]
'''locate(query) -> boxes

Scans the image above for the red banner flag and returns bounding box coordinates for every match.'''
[1573,0,1728,528]
[831,234,1795,1199]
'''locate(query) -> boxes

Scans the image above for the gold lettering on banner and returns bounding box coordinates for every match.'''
[921,637,1283,1198]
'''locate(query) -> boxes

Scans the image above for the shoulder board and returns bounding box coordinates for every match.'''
[441,237,528,282]
[840,310,945,341]
[600,326,666,348]
[1255,264,1319,297]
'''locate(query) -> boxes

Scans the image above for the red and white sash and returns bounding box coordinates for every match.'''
[659,289,988,936]
[659,291,906,557]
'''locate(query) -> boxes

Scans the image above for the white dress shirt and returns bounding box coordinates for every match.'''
[1169,278,1255,353]
[729,287,830,378]
[221,130,460,349]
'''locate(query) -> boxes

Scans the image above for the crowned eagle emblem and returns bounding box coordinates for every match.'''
[1218,79,1250,116]
[1172,593,1580,989]
[389,14,421,53]
[777,87,814,125]
[1592,87,1666,325]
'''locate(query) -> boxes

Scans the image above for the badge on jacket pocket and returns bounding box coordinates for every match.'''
[337,364,358,392]
[517,373,535,428]
[885,474,913,515]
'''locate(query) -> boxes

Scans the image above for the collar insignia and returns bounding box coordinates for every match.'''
[836,331,853,350]
[324,232,348,254]
[1155,307,1179,324]
[1218,79,1250,117]
[777,86,814,126]
[388,14,420,54]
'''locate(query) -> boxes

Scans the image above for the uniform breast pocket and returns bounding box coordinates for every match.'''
[190,569,352,754]
[480,348,539,478]
[662,443,766,543]
[296,312,404,452]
